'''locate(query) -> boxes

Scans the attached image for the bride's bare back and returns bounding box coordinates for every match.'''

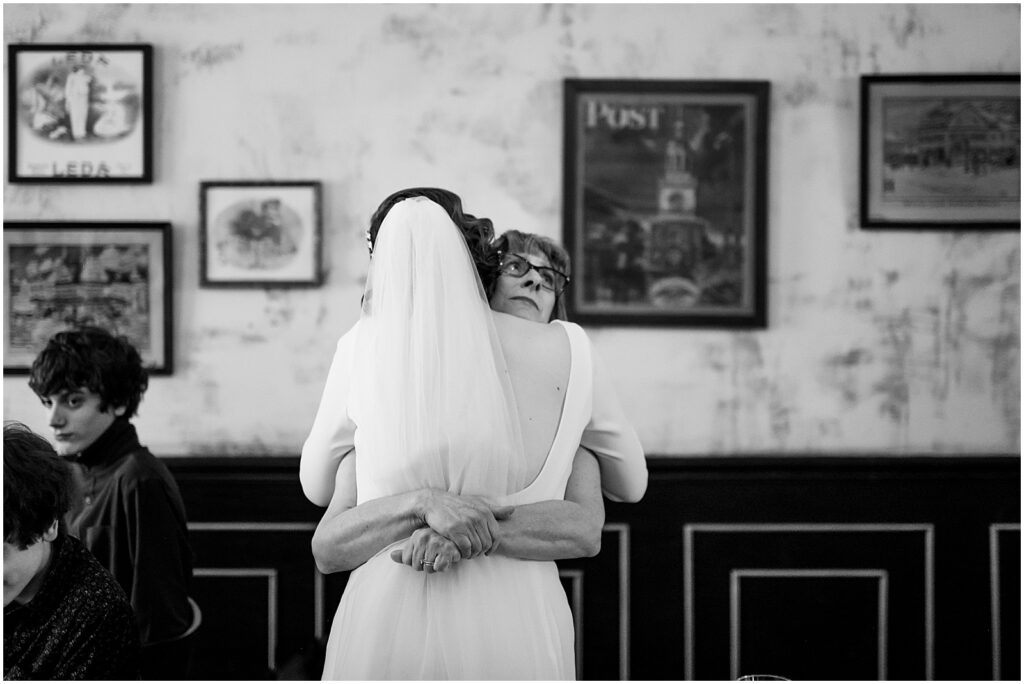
[491,310,570,484]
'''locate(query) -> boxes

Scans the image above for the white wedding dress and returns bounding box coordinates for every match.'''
[320,319,599,680]
[301,198,645,679]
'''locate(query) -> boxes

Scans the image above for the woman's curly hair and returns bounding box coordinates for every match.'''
[367,187,500,290]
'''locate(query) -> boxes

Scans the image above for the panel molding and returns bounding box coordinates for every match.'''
[168,456,1017,681]
[683,523,934,681]
[190,521,630,678]
[189,522,316,532]
[189,522,321,648]
[989,523,1020,681]
[604,522,631,681]
[559,569,584,676]
[314,569,325,640]
[193,567,279,672]
[729,569,889,681]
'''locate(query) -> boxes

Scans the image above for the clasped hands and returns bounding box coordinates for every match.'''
[388,490,514,574]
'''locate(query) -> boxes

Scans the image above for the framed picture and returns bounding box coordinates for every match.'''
[7,44,153,183]
[200,181,323,287]
[3,222,172,374]
[860,73,1020,229]
[563,79,769,327]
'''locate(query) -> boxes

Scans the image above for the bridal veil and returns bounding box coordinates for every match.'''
[349,197,528,502]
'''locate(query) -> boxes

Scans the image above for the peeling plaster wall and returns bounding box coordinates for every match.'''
[3,4,1020,456]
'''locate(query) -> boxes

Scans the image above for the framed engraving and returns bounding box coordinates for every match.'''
[860,73,1020,228]
[200,181,323,287]
[3,222,172,373]
[563,79,769,327]
[7,44,153,183]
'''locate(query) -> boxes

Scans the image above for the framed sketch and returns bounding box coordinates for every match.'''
[7,44,153,183]
[200,181,323,287]
[563,79,769,327]
[860,74,1020,229]
[3,222,172,374]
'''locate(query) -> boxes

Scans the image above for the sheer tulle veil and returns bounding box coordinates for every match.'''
[349,197,528,501]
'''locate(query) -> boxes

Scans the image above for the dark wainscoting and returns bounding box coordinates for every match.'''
[167,455,1020,681]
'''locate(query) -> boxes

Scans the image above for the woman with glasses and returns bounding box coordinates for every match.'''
[488,229,571,323]
[301,188,645,679]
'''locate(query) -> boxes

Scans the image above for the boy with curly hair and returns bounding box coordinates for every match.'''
[29,327,194,679]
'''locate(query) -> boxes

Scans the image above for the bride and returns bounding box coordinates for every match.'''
[301,189,645,679]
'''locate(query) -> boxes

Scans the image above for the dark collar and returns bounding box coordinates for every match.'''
[74,419,141,468]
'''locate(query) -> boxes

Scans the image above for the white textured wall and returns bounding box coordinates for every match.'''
[3,3,1020,456]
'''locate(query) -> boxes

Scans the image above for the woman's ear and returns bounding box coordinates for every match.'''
[42,519,59,543]
[113,405,128,417]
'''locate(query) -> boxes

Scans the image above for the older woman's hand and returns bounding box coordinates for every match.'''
[420,491,515,558]
[390,528,463,573]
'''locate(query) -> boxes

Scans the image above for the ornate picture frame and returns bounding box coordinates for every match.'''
[199,180,323,288]
[7,43,154,183]
[563,79,769,327]
[3,221,173,374]
[860,73,1020,229]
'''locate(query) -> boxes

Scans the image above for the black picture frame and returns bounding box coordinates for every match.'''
[3,221,173,374]
[7,43,154,183]
[563,78,769,328]
[199,180,323,288]
[859,73,1020,229]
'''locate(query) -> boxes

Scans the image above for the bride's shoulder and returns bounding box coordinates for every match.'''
[548,319,588,344]
[491,311,567,346]
[492,310,558,332]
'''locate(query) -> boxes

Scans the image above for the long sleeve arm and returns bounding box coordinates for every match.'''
[301,324,360,507]
[582,344,648,503]
[124,477,192,645]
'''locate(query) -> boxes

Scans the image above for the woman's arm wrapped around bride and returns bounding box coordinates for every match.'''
[390,446,604,572]
[311,453,514,573]
[492,447,604,560]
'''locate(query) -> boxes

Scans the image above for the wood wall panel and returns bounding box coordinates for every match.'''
[167,455,1019,681]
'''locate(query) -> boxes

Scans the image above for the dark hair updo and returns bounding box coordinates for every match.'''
[367,187,500,289]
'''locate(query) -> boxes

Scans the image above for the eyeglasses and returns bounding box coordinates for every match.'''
[497,252,570,295]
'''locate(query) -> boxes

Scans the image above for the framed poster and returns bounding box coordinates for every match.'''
[563,79,769,327]
[860,73,1020,229]
[200,181,323,287]
[3,222,172,374]
[7,44,154,183]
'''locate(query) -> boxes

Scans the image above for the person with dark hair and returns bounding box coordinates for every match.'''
[301,189,645,678]
[28,326,194,679]
[365,186,501,288]
[4,421,139,680]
